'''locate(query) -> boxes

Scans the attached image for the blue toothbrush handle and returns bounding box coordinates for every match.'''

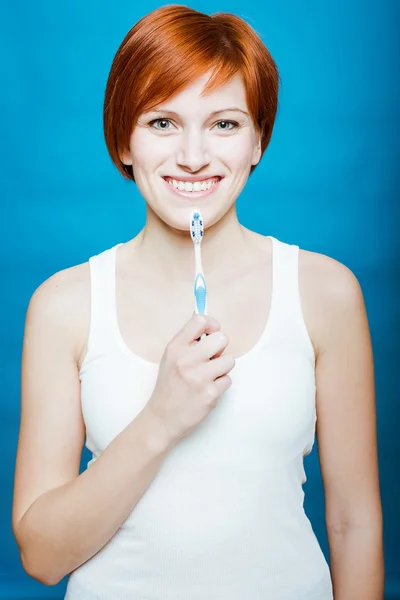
[194,272,208,341]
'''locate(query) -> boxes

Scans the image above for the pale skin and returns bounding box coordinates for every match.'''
[12,72,384,596]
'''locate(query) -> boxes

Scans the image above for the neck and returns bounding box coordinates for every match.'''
[131,204,251,285]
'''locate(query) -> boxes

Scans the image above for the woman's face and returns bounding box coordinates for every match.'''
[121,72,262,231]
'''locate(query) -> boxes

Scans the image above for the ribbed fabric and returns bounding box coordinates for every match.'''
[65,235,333,600]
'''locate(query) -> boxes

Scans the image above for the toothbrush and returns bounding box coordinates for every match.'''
[190,209,207,341]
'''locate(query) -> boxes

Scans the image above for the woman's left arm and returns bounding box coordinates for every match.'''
[308,254,384,599]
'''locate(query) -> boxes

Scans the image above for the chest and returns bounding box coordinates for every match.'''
[115,259,273,363]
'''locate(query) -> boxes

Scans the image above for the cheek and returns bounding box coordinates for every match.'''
[130,133,171,170]
[214,135,255,167]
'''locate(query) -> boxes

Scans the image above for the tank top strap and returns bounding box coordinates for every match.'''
[268,236,315,364]
[85,243,123,358]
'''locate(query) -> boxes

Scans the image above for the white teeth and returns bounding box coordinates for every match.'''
[167,177,219,192]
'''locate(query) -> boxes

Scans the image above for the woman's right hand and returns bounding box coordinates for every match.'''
[144,313,235,446]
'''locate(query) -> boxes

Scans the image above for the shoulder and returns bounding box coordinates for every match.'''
[298,247,362,301]
[26,260,91,364]
[298,247,366,359]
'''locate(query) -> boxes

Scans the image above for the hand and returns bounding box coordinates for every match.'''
[145,313,235,446]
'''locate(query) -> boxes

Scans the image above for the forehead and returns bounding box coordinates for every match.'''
[149,72,248,114]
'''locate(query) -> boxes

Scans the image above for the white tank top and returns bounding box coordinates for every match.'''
[65,235,333,600]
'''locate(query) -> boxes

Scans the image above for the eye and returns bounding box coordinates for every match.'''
[149,118,174,131]
[214,120,239,131]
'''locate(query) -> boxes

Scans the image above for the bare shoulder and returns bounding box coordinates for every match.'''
[298,247,366,359]
[27,260,90,365]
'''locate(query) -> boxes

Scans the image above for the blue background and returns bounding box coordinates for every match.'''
[1,0,399,598]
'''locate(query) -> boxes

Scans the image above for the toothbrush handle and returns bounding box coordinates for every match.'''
[194,273,207,314]
[194,272,208,341]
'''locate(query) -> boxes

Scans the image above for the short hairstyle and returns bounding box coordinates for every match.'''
[103,5,280,181]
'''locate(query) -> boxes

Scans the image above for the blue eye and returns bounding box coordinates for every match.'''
[150,119,173,131]
[215,120,238,131]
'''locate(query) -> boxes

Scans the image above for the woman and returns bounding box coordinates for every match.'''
[12,5,384,599]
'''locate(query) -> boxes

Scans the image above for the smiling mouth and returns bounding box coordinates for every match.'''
[163,176,222,193]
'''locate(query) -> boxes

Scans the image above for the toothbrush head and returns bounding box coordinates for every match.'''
[190,209,204,245]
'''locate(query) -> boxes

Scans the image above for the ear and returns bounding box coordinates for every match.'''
[251,135,262,166]
[120,148,133,166]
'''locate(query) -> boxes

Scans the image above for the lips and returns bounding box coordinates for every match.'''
[161,174,223,199]
[166,177,221,193]
[163,175,222,183]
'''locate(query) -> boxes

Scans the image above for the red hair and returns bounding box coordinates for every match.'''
[103,5,280,181]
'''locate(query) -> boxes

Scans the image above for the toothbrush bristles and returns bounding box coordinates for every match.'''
[190,209,204,244]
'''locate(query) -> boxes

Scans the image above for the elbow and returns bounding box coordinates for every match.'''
[14,522,66,586]
[20,549,65,587]
[13,515,67,586]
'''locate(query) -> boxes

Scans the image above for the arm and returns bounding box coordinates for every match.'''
[308,255,384,599]
[12,268,173,586]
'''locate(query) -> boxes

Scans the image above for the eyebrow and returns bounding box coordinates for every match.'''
[147,107,250,118]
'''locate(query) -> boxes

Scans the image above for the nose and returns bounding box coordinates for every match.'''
[176,130,210,173]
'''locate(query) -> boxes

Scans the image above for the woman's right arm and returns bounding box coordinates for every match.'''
[12,268,173,586]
